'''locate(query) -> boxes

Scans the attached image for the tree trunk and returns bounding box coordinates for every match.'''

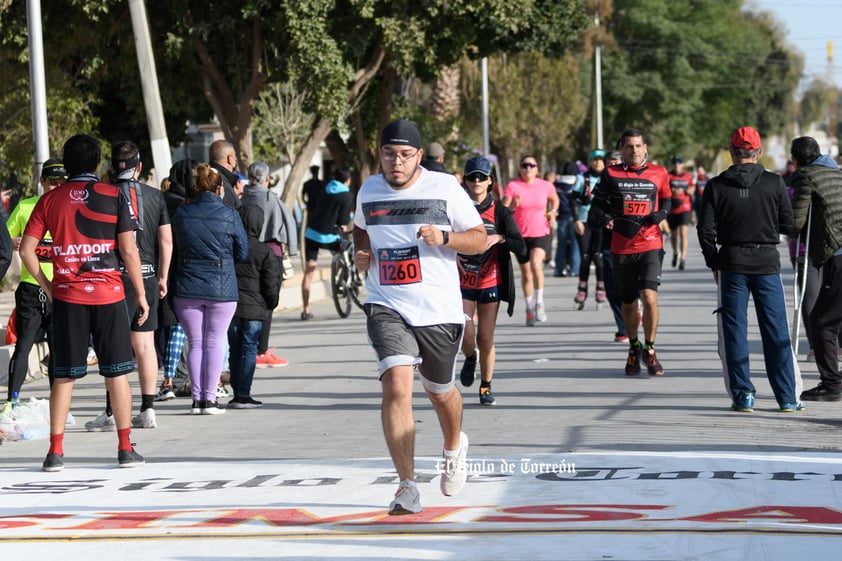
[195,19,267,171]
[282,117,332,210]
[282,43,386,204]
[431,63,461,124]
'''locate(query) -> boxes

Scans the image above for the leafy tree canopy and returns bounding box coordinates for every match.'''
[600,0,801,164]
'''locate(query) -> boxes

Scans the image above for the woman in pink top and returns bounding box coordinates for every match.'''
[502,155,560,326]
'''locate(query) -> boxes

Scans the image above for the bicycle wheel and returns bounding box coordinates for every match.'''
[331,252,352,318]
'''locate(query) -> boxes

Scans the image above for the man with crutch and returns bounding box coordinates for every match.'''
[790,136,842,402]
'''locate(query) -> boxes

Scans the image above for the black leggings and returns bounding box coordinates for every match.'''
[577,225,604,284]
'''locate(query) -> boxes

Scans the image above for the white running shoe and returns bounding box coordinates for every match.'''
[535,302,548,322]
[85,411,116,432]
[155,383,175,401]
[202,401,226,415]
[131,408,157,429]
[216,384,231,399]
[440,431,469,496]
[388,480,422,515]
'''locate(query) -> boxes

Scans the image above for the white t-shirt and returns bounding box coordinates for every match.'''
[354,168,482,326]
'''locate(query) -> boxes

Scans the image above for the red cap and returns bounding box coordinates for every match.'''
[730,126,761,150]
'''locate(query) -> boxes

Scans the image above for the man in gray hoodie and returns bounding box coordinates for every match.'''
[790,136,842,402]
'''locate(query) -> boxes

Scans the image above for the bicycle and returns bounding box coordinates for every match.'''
[331,231,365,318]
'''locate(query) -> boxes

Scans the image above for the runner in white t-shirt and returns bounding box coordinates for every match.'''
[353,120,486,516]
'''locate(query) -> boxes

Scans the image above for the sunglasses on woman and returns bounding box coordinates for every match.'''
[465,173,490,182]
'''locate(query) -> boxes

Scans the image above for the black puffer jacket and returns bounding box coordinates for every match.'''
[159,159,193,326]
[790,156,842,266]
[234,205,282,320]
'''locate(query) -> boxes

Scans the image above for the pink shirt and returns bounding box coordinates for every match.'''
[503,178,555,237]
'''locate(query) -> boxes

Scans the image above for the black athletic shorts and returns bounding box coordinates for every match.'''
[516,235,552,265]
[123,273,160,332]
[304,239,341,262]
[612,249,664,304]
[667,211,691,230]
[51,299,135,379]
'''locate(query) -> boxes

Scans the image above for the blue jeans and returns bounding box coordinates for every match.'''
[716,271,801,405]
[554,217,580,275]
[228,317,264,399]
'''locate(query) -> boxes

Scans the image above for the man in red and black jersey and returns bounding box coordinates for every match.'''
[592,128,671,377]
[20,134,149,473]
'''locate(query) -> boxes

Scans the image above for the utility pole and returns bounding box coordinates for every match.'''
[592,9,604,151]
[26,0,49,191]
[128,0,172,183]
[481,57,490,157]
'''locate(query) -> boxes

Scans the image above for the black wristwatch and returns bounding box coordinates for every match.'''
[441,230,450,246]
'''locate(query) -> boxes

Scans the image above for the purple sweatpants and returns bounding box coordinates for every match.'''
[173,297,237,402]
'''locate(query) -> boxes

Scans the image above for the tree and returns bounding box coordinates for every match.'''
[1,0,591,202]
[598,0,802,163]
[798,78,837,133]
[273,0,591,207]
[459,52,587,183]
[252,81,316,166]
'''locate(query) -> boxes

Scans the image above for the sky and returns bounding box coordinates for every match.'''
[752,0,842,88]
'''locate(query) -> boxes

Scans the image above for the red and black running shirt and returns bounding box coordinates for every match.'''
[668,170,694,214]
[25,177,139,305]
[596,163,671,255]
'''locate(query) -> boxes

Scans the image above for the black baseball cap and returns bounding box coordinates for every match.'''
[380,119,422,149]
[41,158,67,179]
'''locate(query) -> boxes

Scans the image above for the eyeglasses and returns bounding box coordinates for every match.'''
[521,162,538,169]
[381,148,420,163]
[465,173,490,182]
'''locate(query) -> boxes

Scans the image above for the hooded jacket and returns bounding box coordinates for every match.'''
[241,183,299,256]
[698,162,792,275]
[234,205,282,320]
[790,154,842,266]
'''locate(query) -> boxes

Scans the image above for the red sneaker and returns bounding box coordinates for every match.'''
[255,349,289,368]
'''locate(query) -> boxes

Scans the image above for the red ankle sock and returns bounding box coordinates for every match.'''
[117,427,132,452]
[49,433,64,456]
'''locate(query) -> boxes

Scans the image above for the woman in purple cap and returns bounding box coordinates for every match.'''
[457,156,526,405]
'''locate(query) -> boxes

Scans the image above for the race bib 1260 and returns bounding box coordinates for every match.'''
[378,246,422,285]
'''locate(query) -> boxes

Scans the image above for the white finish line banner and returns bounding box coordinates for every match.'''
[2,452,842,551]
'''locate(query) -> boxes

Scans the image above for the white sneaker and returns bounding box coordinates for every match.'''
[202,401,226,415]
[216,384,230,399]
[154,383,175,401]
[440,431,469,496]
[85,411,116,432]
[131,408,157,429]
[388,480,422,515]
[535,302,548,322]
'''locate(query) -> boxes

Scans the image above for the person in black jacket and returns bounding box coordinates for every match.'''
[227,205,282,408]
[789,136,842,402]
[697,126,803,413]
[456,156,526,405]
[154,158,195,401]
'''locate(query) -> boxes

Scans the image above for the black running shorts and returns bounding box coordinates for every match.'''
[123,273,160,332]
[612,249,664,304]
[516,235,551,265]
[51,299,135,379]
